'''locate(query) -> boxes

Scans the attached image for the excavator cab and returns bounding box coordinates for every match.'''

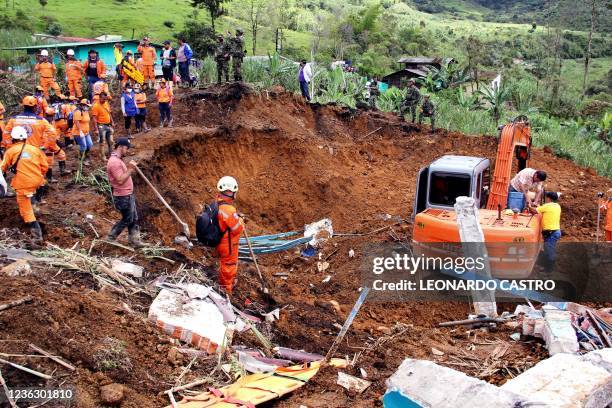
[412,155,491,219]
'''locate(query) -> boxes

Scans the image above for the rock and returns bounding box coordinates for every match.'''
[377,326,391,335]
[1,259,32,277]
[99,383,124,405]
[431,347,445,356]
[329,300,342,315]
[167,347,184,366]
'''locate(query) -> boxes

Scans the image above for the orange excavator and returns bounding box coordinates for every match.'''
[411,116,541,278]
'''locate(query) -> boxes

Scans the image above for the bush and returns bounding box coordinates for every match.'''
[174,20,216,58]
[163,20,175,29]
[47,21,62,36]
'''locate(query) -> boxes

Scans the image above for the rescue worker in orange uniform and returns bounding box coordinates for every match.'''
[43,106,70,179]
[215,176,244,295]
[92,73,112,103]
[83,49,107,101]
[34,86,49,116]
[137,37,157,88]
[2,96,56,153]
[65,49,84,98]
[0,126,48,242]
[599,193,612,242]
[34,50,62,99]
[0,100,5,140]
[155,79,174,127]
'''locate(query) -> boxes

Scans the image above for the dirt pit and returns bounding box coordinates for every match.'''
[0,83,609,407]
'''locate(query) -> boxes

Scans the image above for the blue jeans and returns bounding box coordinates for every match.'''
[178,61,190,85]
[87,76,99,100]
[159,103,171,123]
[542,229,561,271]
[300,80,310,101]
[74,133,93,152]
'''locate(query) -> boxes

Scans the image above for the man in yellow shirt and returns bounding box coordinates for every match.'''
[530,191,561,272]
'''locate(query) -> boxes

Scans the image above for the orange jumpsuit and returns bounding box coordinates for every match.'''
[2,112,57,151]
[35,96,49,117]
[65,59,84,98]
[41,117,65,166]
[92,80,111,102]
[600,199,612,242]
[34,62,62,98]
[137,45,157,81]
[0,101,5,135]
[216,198,244,294]
[0,142,48,223]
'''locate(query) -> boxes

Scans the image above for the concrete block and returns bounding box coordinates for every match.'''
[542,309,579,355]
[383,359,534,408]
[501,349,612,408]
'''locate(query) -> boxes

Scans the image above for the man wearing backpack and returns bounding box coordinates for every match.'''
[0,126,48,242]
[215,176,244,295]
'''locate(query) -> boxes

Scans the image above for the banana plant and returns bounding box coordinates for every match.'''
[455,87,481,109]
[480,82,510,127]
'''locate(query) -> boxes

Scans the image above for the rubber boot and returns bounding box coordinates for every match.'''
[83,150,91,167]
[59,161,72,175]
[128,229,146,249]
[167,119,173,128]
[106,224,123,241]
[29,221,43,243]
[47,168,58,184]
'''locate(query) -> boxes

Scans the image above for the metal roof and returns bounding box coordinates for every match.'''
[2,39,162,51]
[397,56,440,64]
[382,67,430,79]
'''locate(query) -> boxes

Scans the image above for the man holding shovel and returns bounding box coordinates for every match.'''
[106,138,145,248]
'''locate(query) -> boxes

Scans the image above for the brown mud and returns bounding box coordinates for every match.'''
[0,83,609,407]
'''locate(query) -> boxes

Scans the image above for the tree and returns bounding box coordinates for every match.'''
[582,0,599,97]
[233,0,267,55]
[39,0,47,8]
[190,0,227,32]
[174,20,217,57]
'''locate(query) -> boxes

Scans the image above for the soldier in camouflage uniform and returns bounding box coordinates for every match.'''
[418,94,435,131]
[368,79,380,109]
[229,29,245,82]
[215,35,230,84]
[399,79,421,122]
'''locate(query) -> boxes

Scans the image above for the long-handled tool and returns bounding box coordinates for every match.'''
[133,164,190,237]
[243,226,269,294]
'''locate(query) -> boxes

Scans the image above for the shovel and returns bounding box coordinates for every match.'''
[243,226,269,295]
[133,164,190,237]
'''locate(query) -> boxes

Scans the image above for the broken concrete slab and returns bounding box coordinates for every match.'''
[383,358,535,408]
[501,349,612,408]
[111,260,143,278]
[148,283,237,353]
[542,308,579,355]
[1,259,32,277]
[337,372,371,394]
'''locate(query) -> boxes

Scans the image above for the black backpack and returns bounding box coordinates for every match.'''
[67,110,75,128]
[196,201,228,247]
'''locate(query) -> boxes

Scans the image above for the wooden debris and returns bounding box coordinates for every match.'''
[0,296,33,312]
[337,371,371,393]
[586,310,612,348]
[29,344,75,371]
[0,368,17,408]
[0,357,52,380]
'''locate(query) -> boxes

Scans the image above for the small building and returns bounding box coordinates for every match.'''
[382,56,456,88]
[3,39,163,72]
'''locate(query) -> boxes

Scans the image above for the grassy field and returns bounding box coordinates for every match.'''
[560,57,611,95]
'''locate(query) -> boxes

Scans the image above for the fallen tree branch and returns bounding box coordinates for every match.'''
[0,368,17,408]
[0,357,52,380]
[0,296,33,312]
[29,344,75,371]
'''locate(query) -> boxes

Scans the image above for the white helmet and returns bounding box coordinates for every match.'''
[11,126,28,141]
[217,176,238,193]
[40,49,49,57]
[67,49,75,56]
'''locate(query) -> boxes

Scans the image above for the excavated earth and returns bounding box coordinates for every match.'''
[0,83,610,407]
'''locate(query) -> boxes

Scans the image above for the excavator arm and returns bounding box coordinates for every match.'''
[486,116,531,210]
